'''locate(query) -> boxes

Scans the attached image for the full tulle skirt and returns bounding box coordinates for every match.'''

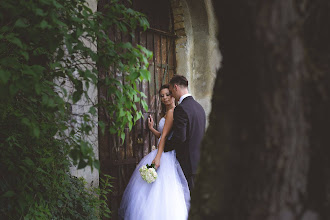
[118,149,190,220]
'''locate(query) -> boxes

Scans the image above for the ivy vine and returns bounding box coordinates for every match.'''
[0,0,151,218]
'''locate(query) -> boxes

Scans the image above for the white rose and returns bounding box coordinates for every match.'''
[140,165,158,183]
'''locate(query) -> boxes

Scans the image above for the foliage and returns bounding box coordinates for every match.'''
[0,0,151,218]
[47,174,113,219]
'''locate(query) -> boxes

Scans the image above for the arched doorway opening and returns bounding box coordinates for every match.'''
[171,0,221,124]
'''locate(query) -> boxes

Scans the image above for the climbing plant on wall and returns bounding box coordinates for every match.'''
[0,0,151,218]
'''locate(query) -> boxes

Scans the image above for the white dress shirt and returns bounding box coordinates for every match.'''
[178,93,192,105]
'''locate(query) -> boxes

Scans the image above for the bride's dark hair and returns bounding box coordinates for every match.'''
[159,84,170,118]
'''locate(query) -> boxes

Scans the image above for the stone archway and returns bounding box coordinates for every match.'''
[170,0,221,124]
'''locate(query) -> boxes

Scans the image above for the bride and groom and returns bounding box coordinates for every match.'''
[119,75,206,220]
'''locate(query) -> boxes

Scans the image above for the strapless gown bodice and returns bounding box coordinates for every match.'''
[157,117,165,145]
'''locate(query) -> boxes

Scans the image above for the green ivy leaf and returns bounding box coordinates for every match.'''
[35,8,47,16]
[99,121,105,135]
[40,20,50,29]
[77,159,88,169]
[134,111,143,122]
[129,71,140,80]
[7,36,23,48]
[2,191,15,198]
[93,160,100,170]
[33,126,40,138]
[80,142,88,156]
[23,157,35,167]
[109,127,116,134]
[140,92,147,98]
[140,69,150,81]
[21,51,29,60]
[89,106,96,115]
[139,17,149,31]
[72,91,82,104]
[0,69,11,84]
[120,132,125,143]
[141,99,148,111]
[35,83,41,95]
[14,18,29,28]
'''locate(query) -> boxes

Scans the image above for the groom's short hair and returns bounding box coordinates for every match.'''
[169,75,188,88]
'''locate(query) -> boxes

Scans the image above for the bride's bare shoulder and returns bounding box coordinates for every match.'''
[165,108,174,119]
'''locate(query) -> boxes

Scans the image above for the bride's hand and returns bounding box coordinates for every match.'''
[152,155,161,169]
[148,115,154,130]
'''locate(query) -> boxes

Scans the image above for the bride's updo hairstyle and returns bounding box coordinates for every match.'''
[159,84,170,118]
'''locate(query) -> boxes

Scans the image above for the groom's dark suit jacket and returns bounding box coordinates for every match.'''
[164,96,206,180]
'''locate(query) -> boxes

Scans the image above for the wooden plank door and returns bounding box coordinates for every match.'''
[98,0,176,218]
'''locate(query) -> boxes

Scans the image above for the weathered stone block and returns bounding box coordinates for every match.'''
[175,29,186,37]
[175,36,187,45]
[174,22,185,30]
[174,14,184,23]
[170,0,182,8]
[172,7,184,16]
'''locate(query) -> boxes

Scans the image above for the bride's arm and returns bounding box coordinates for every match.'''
[152,109,174,169]
[148,115,161,138]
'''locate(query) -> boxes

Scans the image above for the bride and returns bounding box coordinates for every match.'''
[118,84,190,220]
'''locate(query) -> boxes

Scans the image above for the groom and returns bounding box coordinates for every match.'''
[164,75,206,190]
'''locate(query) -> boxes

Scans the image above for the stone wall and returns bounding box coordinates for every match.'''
[69,0,99,187]
[171,0,221,126]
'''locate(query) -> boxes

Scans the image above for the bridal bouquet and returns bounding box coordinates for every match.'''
[139,163,158,183]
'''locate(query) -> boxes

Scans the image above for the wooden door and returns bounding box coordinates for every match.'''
[98,0,176,218]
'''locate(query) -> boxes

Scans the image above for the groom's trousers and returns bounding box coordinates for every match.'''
[187,174,196,191]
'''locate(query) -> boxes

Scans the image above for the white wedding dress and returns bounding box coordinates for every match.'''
[119,117,190,220]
